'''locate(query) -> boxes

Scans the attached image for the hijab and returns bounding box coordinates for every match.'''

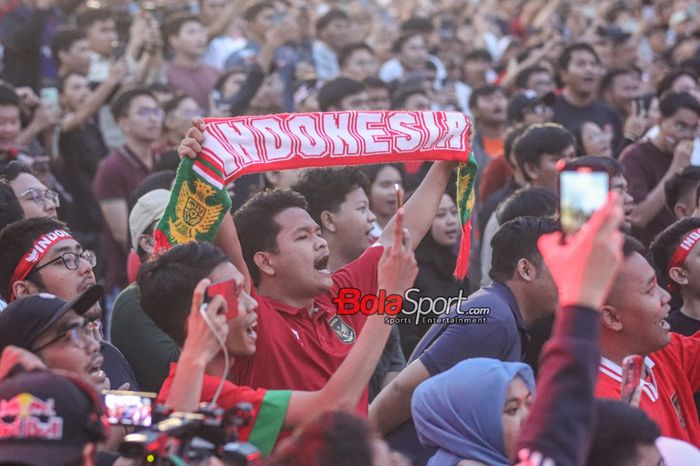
[412,358,536,466]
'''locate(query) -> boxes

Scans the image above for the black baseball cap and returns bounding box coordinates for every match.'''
[0,285,103,353]
[0,369,108,465]
[507,90,556,124]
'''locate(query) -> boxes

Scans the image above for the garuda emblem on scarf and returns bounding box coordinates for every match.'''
[167,178,224,244]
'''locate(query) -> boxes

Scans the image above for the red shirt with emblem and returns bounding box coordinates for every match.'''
[230,245,384,414]
[595,332,700,446]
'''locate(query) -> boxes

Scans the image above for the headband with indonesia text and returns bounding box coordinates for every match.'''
[667,227,700,291]
[8,229,73,302]
[154,111,478,278]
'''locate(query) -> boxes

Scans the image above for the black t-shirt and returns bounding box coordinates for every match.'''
[668,309,700,337]
[552,95,623,154]
[57,118,108,248]
[100,341,138,391]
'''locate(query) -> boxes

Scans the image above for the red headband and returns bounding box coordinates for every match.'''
[8,229,73,302]
[667,227,700,290]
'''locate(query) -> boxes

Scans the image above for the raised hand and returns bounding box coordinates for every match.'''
[180,278,229,366]
[178,116,206,160]
[537,192,624,309]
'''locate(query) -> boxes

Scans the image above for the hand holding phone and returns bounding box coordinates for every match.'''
[621,355,643,406]
[39,87,59,110]
[559,165,610,238]
[204,278,240,319]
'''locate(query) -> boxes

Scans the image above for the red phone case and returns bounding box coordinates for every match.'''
[206,279,239,319]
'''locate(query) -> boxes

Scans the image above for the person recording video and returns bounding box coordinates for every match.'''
[138,205,417,456]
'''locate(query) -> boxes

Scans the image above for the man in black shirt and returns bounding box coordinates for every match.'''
[552,43,622,153]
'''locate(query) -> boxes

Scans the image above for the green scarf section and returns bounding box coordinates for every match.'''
[154,158,232,252]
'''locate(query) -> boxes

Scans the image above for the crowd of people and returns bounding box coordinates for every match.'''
[4,0,700,464]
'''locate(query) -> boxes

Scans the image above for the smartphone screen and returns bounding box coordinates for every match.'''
[559,168,609,236]
[40,87,59,109]
[205,278,240,319]
[103,390,156,427]
[620,355,643,404]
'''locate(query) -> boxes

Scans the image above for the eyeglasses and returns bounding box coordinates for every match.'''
[20,188,60,208]
[177,108,205,120]
[32,323,93,353]
[134,107,165,119]
[30,250,97,275]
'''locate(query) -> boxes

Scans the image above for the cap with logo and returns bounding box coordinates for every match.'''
[0,369,108,465]
[0,285,103,353]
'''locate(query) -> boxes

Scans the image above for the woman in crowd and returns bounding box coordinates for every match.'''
[412,358,535,466]
[573,121,613,157]
[364,163,405,238]
[398,191,467,358]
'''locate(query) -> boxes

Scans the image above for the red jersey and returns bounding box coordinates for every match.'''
[158,363,291,455]
[595,333,700,446]
[230,245,384,414]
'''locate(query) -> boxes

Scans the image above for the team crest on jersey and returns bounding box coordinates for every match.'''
[329,315,355,344]
[670,393,687,429]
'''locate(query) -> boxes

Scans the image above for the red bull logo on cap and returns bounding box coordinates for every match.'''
[0,393,63,440]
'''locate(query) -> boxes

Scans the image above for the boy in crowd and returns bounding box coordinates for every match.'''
[596,236,700,446]
[93,88,163,305]
[178,118,457,413]
[552,43,622,151]
[0,218,137,390]
[292,167,404,400]
[312,9,352,81]
[664,167,700,220]
[621,91,700,245]
[50,27,91,78]
[163,13,221,109]
[141,207,416,454]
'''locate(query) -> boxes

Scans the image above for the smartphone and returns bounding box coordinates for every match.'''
[394,183,404,209]
[635,94,652,114]
[103,390,156,427]
[204,278,239,319]
[691,138,700,166]
[559,165,609,237]
[620,355,643,405]
[40,87,59,109]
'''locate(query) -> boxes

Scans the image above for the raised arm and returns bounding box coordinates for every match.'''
[284,208,418,428]
[628,140,691,229]
[379,160,457,250]
[164,279,229,411]
[178,118,252,293]
[516,193,624,466]
[62,62,126,132]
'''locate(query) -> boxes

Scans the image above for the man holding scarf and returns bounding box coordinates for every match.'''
[159,111,476,413]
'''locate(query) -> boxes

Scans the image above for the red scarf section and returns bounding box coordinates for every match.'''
[155,111,477,278]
